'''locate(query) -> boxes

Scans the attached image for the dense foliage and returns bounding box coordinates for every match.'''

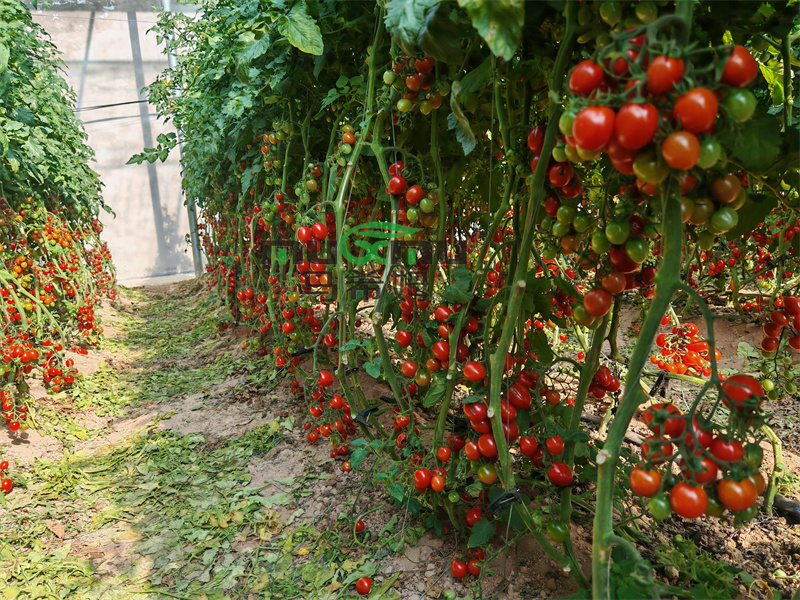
[141,0,799,596]
[0,0,116,488]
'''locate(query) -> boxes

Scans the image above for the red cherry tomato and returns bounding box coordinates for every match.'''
[572,106,615,151]
[721,45,759,87]
[547,461,573,487]
[629,466,662,497]
[463,361,486,382]
[717,478,758,512]
[583,288,613,318]
[661,130,700,170]
[646,55,685,95]
[673,88,718,133]
[451,560,468,578]
[720,374,764,413]
[569,60,605,96]
[388,175,407,195]
[670,482,708,518]
[614,103,658,150]
[355,576,373,595]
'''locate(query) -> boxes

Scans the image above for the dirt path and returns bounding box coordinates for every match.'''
[0,281,798,600]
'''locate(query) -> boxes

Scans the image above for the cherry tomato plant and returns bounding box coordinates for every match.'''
[0,2,117,491]
[143,0,799,597]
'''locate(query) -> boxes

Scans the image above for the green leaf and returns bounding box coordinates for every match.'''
[527,330,554,365]
[422,375,447,408]
[364,358,383,379]
[418,4,464,64]
[724,192,778,239]
[0,43,9,73]
[277,2,324,56]
[459,55,493,95]
[442,265,472,303]
[447,81,477,155]
[349,445,369,470]
[467,518,495,548]
[458,0,524,60]
[726,115,782,174]
[385,0,440,58]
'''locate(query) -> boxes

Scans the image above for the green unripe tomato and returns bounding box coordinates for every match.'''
[419,197,435,213]
[762,378,775,392]
[546,521,569,543]
[633,150,670,184]
[577,146,602,161]
[725,89,757,123]
[592,231,612,254]
[572,305,596,327]
[397,98,413,113]
[697,230,716,251]
[704,496,725,518]
[599,0,622,26]
[648,493,672,520]
[552,220,571,238]
[556,205,577,225]
[383,70,396,84]
[605,221,631,245]
[635,1,658,23]
[625,238,650,263]
[564,145,581,163]
[541,244,559,262]
[697,138,722,170]
[559,112,576,136]
[406,208,419,223]
[552,146,567,163]
[572,213,592,233]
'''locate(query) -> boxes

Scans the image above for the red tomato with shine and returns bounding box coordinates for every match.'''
[661,130,700,170]
[547,461,573,487]
[673,88,718,133]
[388,175,407,195]
[646,55,684,95]
[463,361,486,382]
[614,103,658,150]
[718,478,757,512]
[721,45,759,87]
[569,60,605,96]
[721,374,764,413]
[629,466,662,497]
[572,106,615,151]
[670,482,708,518]
[583,288,613,318]
[355,577,372,595]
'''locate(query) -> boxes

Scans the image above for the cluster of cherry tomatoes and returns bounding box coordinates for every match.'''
[650,321,720,376]
[633,374,766,521]
[450,547,485,580]
[384,55,448,116]
[760,296,800,354]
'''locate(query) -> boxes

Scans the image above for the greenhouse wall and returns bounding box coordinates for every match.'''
[28,1,197,283]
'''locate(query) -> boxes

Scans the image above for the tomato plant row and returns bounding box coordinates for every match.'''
[0,1,117,491]
[144,0,798,596]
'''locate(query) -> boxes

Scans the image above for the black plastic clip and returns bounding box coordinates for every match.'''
[355,406,378,427]
[649,371,668,398]
[488,487,524,516]
[290,347,313,358]
[345,366,359,376]
[379,395,397,405]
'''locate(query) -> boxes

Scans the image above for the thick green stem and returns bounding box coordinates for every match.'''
[592,188,683,600]
[762,424,785,515]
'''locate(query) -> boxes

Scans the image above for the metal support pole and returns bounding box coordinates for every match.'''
[161,0,204,277]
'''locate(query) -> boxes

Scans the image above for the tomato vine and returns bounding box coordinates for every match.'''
[141,0,799,596]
